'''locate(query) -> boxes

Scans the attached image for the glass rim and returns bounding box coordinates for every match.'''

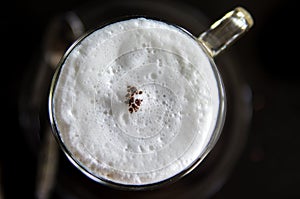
[48,15,227,190]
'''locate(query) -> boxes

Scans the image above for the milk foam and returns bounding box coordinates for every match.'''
[52,18,222,186]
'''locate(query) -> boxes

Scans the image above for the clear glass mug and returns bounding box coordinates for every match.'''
[48,7,253,190]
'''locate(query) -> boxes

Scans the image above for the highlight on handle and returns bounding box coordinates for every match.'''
[198,6,254,57]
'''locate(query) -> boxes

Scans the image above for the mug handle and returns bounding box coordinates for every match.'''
[198,7,254,57]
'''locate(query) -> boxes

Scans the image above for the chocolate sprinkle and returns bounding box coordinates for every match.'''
[125,86,143,113]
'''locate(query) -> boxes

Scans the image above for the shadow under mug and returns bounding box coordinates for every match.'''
[48,7,253,190]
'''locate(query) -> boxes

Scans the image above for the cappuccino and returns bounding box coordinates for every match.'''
[50,18,224,186]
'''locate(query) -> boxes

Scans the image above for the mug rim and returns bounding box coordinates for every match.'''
[48,15,227,190]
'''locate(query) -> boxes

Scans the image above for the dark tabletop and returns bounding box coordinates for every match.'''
[1,0,299,198]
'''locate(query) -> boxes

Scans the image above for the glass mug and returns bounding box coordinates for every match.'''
[48,7,253,190]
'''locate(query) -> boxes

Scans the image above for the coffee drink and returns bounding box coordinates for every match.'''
[50,18,225,186]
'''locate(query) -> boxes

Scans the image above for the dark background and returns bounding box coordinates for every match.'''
[1,0,299,198]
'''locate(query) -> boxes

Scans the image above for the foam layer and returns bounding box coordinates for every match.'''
[51,18,222,186]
